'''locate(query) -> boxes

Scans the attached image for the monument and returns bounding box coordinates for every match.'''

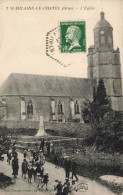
[35,115,47,137]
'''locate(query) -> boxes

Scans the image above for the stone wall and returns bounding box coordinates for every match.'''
[2,96,86,121]
[0,120,92,138]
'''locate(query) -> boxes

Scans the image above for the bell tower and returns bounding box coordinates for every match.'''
[87,12,123,111]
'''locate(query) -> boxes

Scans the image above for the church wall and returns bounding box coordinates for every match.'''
[99,65,121,78]
[110,97,123,111]
[92,52,99,66]
[99,52,111,64]
[3,96,89,122]
[5,96,21,120]
[24,96,50,121]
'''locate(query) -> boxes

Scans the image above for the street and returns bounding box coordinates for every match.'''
[0,152,115,195]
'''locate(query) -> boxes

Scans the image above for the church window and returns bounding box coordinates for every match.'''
[75,100,80,114]
[101,36,105,44]
[27,100,33,114]
[58,100,63,114]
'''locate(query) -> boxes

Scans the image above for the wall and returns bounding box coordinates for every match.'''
[0,120,92,138]
[3,96,87,122]
[5,96,21,120]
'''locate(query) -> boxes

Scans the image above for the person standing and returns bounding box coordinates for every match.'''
[40,138,45,153]
[39,150,45,165]
[12,156,19,178]
[22,158,28,179]
[53,179,58,195]
[41,173,49,190]
[23,149,27,159]
[12,149,18,158]
[7,149,12,165]
[64,158,71,179]
[71,161,78,181]
[55,181,63,195]
[54,154,59,169]
[62,178,70,195]
[46,139,50,156]
[27,165,34,183]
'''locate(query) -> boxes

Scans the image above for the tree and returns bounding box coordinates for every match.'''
[81,79,123,153]
[81,99,95,123]
[81,79,110,123]
[93,111,123,153]
[94,79,109,106]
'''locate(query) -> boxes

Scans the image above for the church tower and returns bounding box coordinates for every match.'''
[87,12,123,111]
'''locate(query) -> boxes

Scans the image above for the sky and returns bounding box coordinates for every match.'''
[0,0,123,86]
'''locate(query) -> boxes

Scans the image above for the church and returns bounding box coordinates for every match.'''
[0,12,122,124]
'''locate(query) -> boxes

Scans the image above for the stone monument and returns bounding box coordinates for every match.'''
[35,115,47,137]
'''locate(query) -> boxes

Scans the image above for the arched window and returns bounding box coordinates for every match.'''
[75,100,79,114]
[27,100,33,114]
[101,36,105,44]
[58,100,63,114]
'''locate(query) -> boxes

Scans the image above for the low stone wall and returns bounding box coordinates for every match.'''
[0,120,39,129]
[45,121,93,138]
[0,120,93,138]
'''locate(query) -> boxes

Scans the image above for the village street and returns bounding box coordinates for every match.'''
[0,151,115,195]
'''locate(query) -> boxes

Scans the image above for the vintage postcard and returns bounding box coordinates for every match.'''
[0,0,123,195]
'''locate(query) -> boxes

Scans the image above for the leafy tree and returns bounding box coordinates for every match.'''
[81,79,110,123]
[93,111,123,153]
[81,79,123,153]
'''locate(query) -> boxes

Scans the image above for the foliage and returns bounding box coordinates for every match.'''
[0,127,11,154]
[94,111,123,153]
[81,79,110,123]
[81,79,123,153]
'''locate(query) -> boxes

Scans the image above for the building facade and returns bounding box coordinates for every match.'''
[88,12,123,111]
[0,74,96,122]
[0,12,122,123]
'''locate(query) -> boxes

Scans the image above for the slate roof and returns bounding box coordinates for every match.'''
[0,73,96,98]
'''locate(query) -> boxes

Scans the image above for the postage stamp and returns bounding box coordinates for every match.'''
[60,21,86,53]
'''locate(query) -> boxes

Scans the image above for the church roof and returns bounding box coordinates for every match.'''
[94,12,111,29]
[0,73,96,98]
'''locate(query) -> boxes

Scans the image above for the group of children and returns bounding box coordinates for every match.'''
[54,178,78,195]
[6,139,80,194]
[21,148,49,190]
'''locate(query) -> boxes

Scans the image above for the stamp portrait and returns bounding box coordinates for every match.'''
[60,21,86,53]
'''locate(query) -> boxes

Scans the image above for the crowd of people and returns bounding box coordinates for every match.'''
[5,138,79,194]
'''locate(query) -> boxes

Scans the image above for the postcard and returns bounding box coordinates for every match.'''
[0,0,123,195]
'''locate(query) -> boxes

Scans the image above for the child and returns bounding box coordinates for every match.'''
[7,149,12,165]
[56,181,63,195]
[53,179,58,195]
[28,165,34,183]
[41,173,49,190]
[22,159,28,179]
[23,149,27,158]
[33,166,37,182]
[54,154,59,169]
